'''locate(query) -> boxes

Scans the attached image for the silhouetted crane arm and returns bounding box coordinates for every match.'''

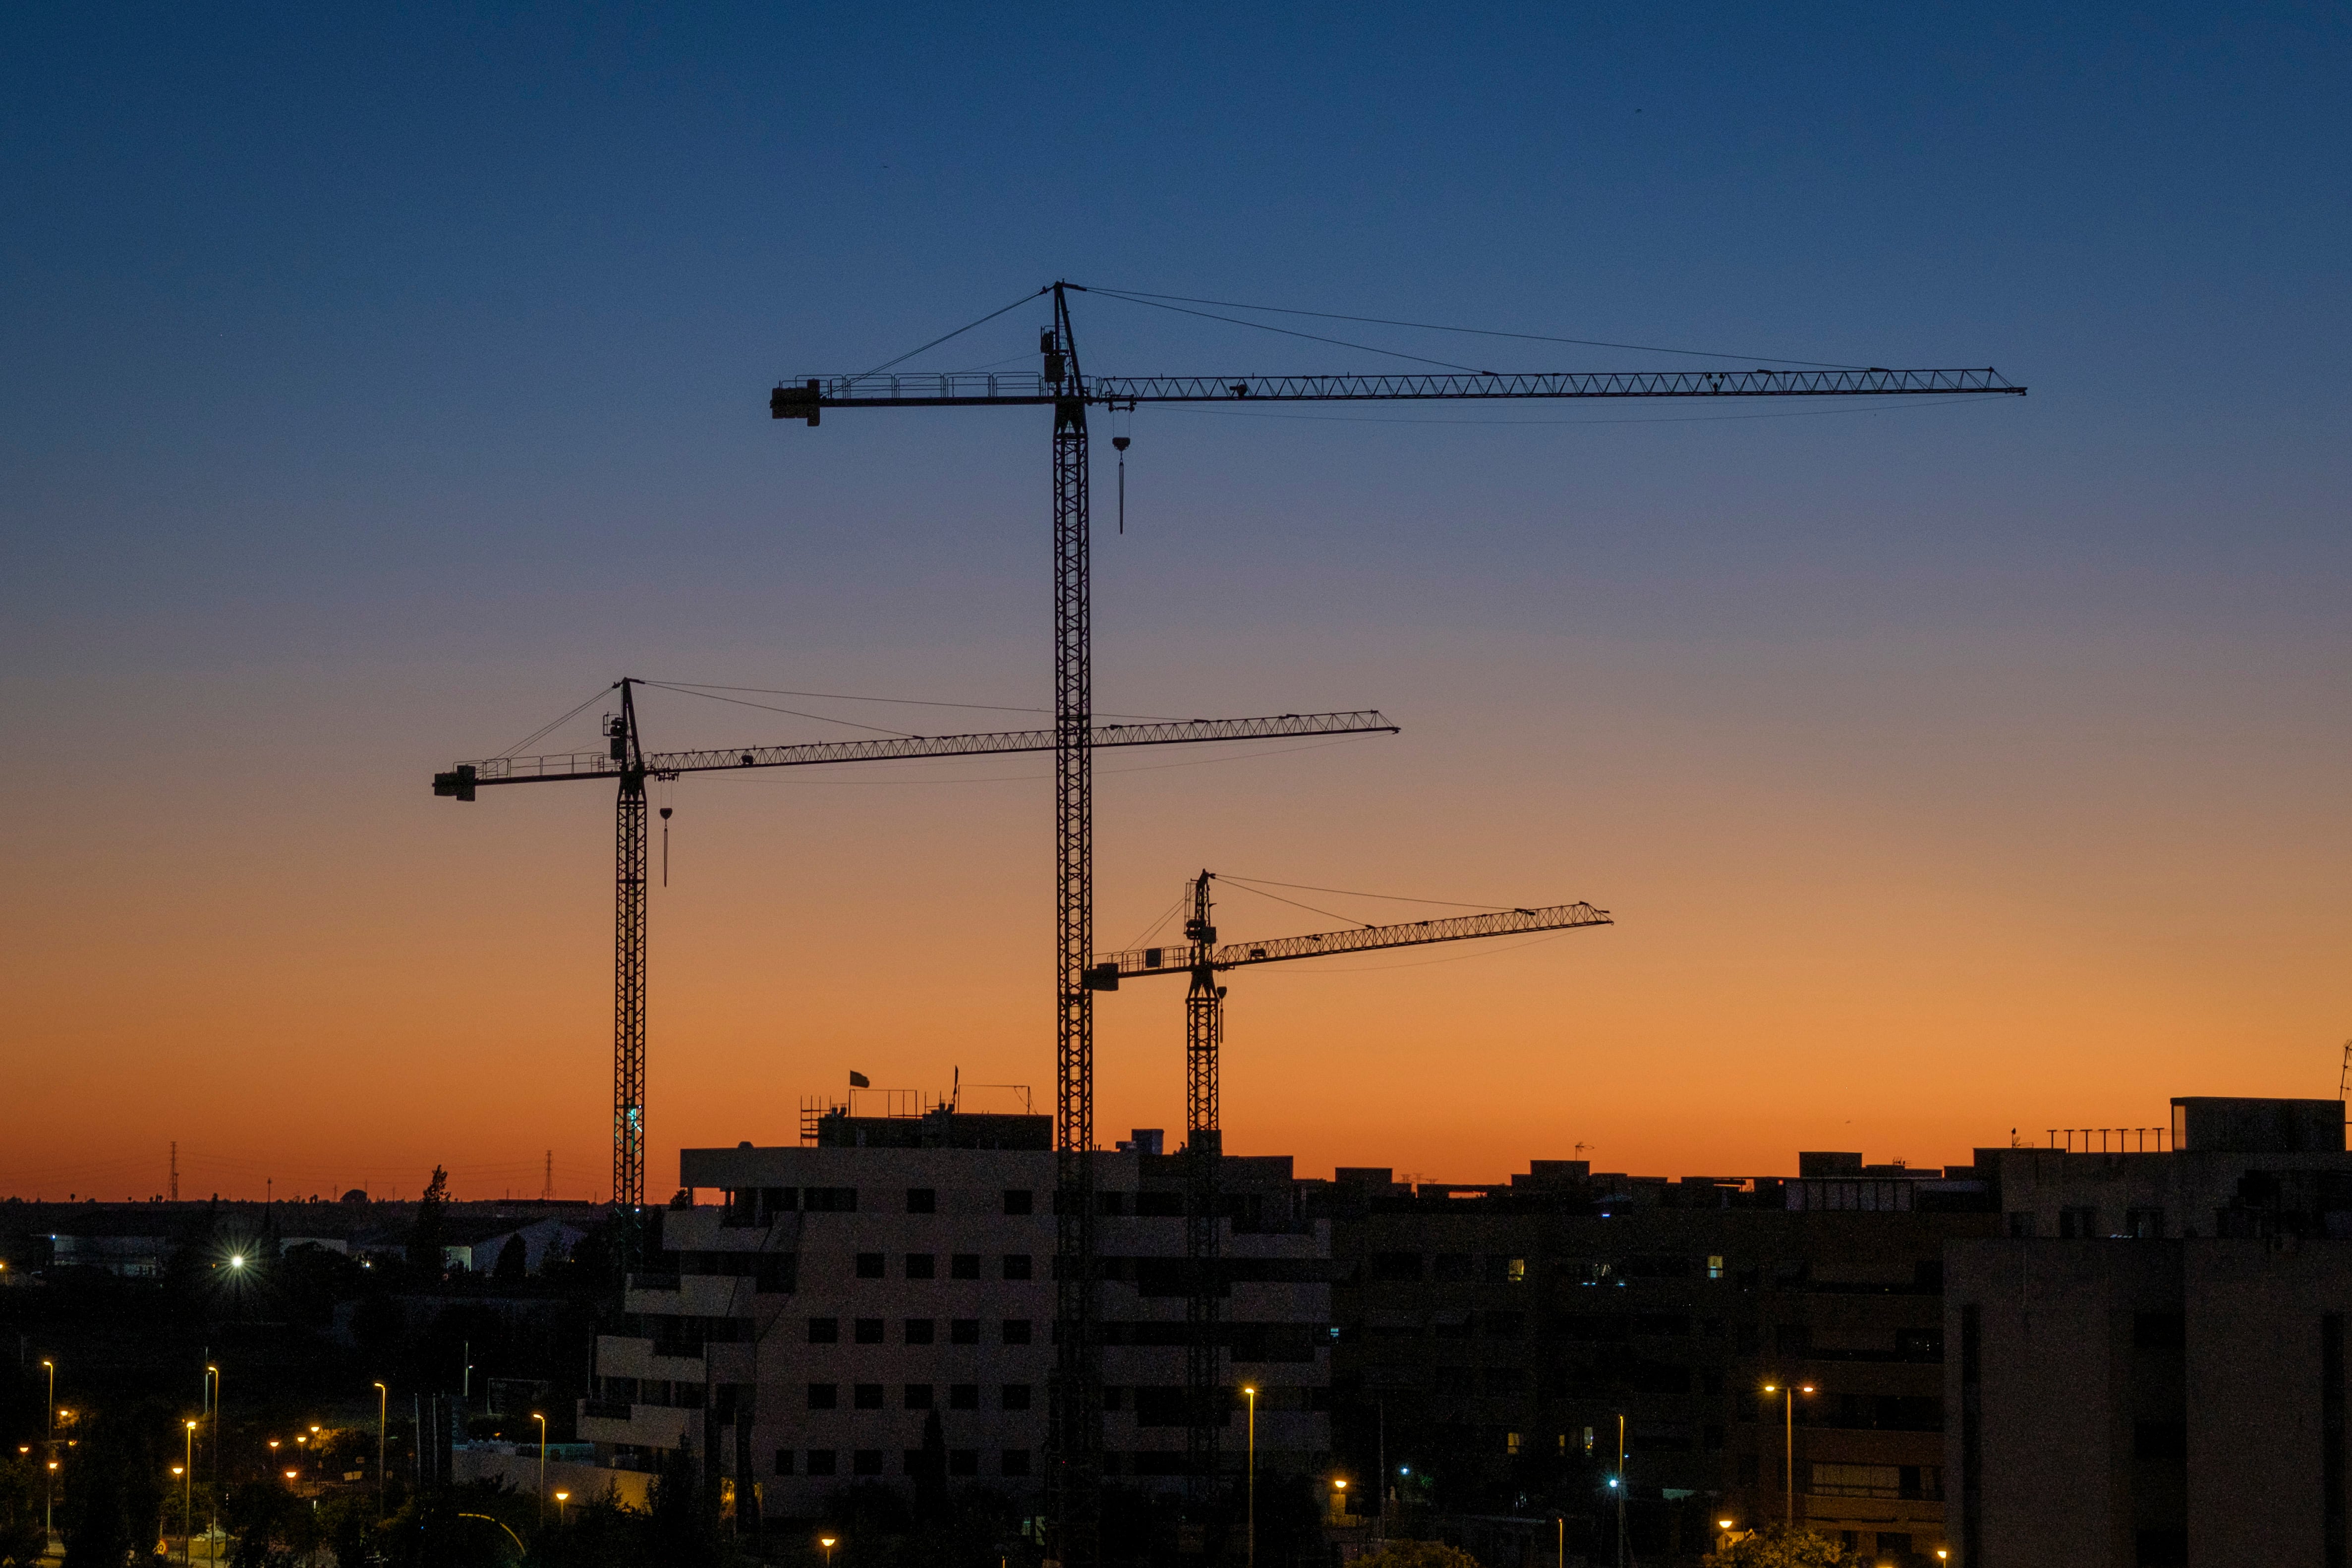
[772,367,2021,419]
[1091,899,1611,983]
[432,710,1396,796]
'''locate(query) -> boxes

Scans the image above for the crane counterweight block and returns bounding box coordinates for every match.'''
[432,765,478,801]
[770,379,821,424]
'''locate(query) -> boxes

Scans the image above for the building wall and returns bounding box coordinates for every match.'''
[1328,1184,1989,1562]
[1948,1237,2352,1568]
[581,1142,1331,1518]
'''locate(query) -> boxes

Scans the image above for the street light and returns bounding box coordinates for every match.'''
[532,1413,549,1522]
[554,1489,570,1526]
[205,1364,220,1546]
[819,1534,837,1567]
[183,1420,199,1564]
[1242,1386,1258,1568]
[372,1382,388,1520]
[1760,1382,1815,1527]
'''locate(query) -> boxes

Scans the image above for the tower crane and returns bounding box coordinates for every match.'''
[431,678,1397,1264]
[1090,872,1613,1490]
[772,281,2023,1560]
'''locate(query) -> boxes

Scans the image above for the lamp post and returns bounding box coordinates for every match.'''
[532,1413,548,1522]
[372,1382,388,1519]
[1242,1386,1258,1568]
[205,1364,221,1548]
[1614,1413,1627,1568]
[819,1534,837,1567]
[40,1361,55,1555]
[1760,1382,1814,1527]
[554,1489,570,1526]
[184,1420,198,1563]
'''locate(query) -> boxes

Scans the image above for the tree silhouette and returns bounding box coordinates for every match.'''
[407,1166,450,1272]
[1704,1525,1864,1567]
[493,1233,528,1283]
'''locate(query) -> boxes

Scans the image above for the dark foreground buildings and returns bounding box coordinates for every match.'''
[577,1094,2351,1566]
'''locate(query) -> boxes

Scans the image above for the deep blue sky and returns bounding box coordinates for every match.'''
[4,4,2347,1195]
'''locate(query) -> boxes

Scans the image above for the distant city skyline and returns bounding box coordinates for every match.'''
[5,5,2347,1200]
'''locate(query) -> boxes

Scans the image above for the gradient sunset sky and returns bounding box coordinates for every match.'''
[4,5,2347,1201]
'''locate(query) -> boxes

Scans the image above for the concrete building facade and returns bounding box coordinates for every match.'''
[1322,1158,1995,1566]
[1947,1096,2352,1568]
[579,1116,1333,1521]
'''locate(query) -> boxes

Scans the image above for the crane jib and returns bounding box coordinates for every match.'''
[771,367,2024,416]
[431,710,1398,796]
[1086,900,1613,988]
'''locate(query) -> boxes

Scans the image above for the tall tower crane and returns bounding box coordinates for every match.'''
[772,282,2023,1560]
[431,678,1396,1263]
[1090,873,1613,1490]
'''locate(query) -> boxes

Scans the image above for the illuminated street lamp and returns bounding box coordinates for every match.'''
[532,1413,549,1522]
[554,1489,570,1525]
[372,1382,388,1520]
[819,1534,837,1567]
[1760,1383,1816,1527]
[1243,1386,1258,1568]
[183,1419,199,1564]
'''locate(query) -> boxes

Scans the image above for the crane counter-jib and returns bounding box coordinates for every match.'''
[771,366,2025,416]
[1090,899,1613,982]
[431,710,1398,794]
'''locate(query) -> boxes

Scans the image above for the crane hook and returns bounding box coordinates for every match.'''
[659,804,674,886]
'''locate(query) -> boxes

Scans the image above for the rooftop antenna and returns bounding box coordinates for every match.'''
[2339,1040,2351,1101]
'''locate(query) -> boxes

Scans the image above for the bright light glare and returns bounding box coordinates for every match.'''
[1606,1478,1618,1488]
[229,1256,244,1269]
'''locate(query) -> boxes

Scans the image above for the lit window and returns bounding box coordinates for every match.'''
[1707,1255,1725,1280]
[1505,1432,1521,1455]
[1506,1258,1526,1284]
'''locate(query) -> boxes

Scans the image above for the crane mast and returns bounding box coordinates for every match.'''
[1046,286,1104,1546]
[611,682,649,1254]
[1181,871,1225,1496]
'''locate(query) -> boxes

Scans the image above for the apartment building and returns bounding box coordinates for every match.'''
[1949,1096,2352,1568]
[1321,1157,1997,1567]
[578,1109,1334,1521]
